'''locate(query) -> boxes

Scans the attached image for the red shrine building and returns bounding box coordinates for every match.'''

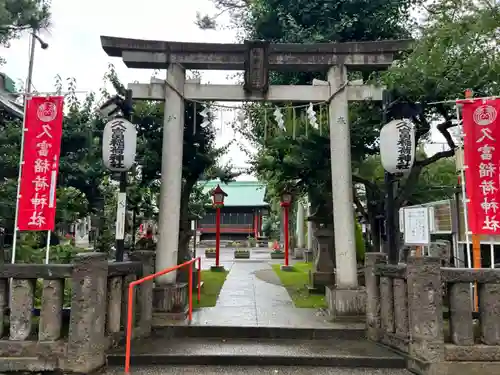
[197,180,269,242]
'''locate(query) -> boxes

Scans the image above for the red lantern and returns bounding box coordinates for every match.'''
[280,191,292,207]
[211,184,228,206]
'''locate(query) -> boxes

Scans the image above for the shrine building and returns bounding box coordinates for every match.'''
[197,180,269,242]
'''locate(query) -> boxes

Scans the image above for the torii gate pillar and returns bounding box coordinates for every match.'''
[156,64,185,284]
[326,65,363,319]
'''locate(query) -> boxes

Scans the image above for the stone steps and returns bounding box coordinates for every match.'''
[107,336,406,369]
[104,365,412,375]
[151,324,366,340]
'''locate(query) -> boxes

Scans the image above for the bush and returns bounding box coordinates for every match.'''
[16,243,81,264]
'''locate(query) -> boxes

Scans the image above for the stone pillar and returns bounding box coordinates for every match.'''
[296,202,305,248]
[156,63,185,284]
[365,253,387,341]
[309,228,335,293]
[307,202,313,251]
[328,65,358,289]
[406,256,444,373]
[130,250,155,336]
[64,253,108,374]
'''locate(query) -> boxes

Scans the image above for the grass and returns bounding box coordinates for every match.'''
[193,269,229,308]
[271,262,327,309]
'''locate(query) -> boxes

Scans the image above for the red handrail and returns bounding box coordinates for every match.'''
[124,256,201,374]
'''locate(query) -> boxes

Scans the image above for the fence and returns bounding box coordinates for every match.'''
[0,250,155,373]
[365,253,500,375]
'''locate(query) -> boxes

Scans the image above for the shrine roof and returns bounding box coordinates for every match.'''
[200,180,268,207]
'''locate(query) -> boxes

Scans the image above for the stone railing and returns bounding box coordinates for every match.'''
[365,253,500,375]
[0,250,154,374]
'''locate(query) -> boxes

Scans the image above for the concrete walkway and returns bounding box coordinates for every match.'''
[191,250,362,329]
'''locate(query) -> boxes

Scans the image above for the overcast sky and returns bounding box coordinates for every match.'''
[1,0,447,175]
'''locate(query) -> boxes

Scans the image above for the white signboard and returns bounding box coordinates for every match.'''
[403,206,431,245]
[115,192,127,240]
[103,118,137,172]
[380,119,416,175]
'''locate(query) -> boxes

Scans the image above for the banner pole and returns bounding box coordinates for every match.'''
[11,96,31,264]
[45,230,51,264]
[456,102,472,269]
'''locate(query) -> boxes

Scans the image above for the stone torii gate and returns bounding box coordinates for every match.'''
[100,36,410,317]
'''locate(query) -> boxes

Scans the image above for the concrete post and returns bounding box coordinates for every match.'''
[406,256,444,371]
[365,253,387,341]
[64,252,108,373]
[130,250,155,336]
[307,202,313,251]
[156,64,185,284]
[328,65,358,289]
[296,202,305,248]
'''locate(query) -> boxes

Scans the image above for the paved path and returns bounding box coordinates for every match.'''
[189,249,362,329]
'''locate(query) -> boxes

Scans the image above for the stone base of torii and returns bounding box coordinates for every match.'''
[100,36,411,319]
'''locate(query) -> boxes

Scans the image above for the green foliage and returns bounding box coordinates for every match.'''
[383,0,500,103]
[272,262,326,308]
[16,242,80,264]
[0,64,231,261]
[0,0,51,47]
[247,236,257,246]
[355,150,458,205]
[192,269,228,308]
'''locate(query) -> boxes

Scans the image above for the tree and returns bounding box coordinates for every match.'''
[0,0,51,64]
[350,0,500,249]
[204,0,499,252]
[220,0,416,225]
[376,0,500,207]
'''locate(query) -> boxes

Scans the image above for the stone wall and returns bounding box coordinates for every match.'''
[365,253,500,375]
[0,250,154,374]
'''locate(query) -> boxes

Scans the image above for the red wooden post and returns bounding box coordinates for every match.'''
[284,205,289,266]
[280,191,292,268]
[211,184,227,270]
[216,206,221,267]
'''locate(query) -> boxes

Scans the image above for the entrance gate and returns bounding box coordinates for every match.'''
[100,36,410,316]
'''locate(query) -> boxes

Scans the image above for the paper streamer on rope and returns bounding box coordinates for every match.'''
[307,103,318,129]
[200,103,211,128]
[274,107,285,130]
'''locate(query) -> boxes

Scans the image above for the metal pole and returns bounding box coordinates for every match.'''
[26,32,36,95]
[11,32,37,264]
[383,90,398,264]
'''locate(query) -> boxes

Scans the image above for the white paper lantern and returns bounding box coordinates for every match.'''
[380,119,416,175]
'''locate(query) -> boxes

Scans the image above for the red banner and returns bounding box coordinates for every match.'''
[462,98,500,234]
[17,96,64,231]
